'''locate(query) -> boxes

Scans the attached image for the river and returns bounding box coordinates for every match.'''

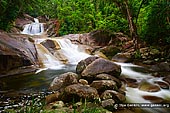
[0,18,169,113]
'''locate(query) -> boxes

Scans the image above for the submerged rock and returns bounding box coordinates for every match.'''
[120,77,139,88]
[163,75,170,85]
[142,95,164,103]
[154,81,169,89]
[138,81,161,92]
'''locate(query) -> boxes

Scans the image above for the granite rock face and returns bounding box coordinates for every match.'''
[0,32,38,76]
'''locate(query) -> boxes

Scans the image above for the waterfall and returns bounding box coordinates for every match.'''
[21,18,90,70]
[56,38,90,64]
[35,38,91,70]
[21,18,44,35]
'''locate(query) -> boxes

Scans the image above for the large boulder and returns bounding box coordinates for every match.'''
[40,39,68,63]
[86,30,116,46]
[40,39,61,51]
[81,58,121,81]
[98,46,120,59]
[100,90,126,102]
[0,32,38,76]
[95,74,122,88]
[112,52,132,63]
[61,84,99,102]
[150,62,170,72]
[76,56,99,74]
[90,80,117,93]
[49,72,78,91]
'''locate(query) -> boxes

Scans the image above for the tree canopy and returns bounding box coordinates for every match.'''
[0,0,169,45]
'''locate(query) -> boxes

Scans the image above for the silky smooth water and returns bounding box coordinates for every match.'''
[0,65,76,93]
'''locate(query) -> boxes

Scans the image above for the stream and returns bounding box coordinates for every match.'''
[0,19,170,113]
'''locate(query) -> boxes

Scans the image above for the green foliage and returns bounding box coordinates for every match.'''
[134,50,142,59]
[40,0,128,35]
[0,0,169,47]
[0,0,40,31]
[140,0,170,45]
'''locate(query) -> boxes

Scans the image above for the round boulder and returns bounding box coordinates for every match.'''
[112,52,132,63]
[81,58,121,80]
[101,99,115,111]
[90,80,117,93]
[95,74,122,88]
[76,56,99,74]
[49,72,78,91]
[100,90,126,102]
[62,84,99,102]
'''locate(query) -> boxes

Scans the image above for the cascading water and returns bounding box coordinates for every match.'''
[21,18,90,70]
[35,38,91,70]
[1,18,169,113]
[116,62,170,113]
[56,38,90,64]
[21,18,44,35]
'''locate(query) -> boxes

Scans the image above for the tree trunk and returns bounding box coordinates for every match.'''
[124,0,139,50]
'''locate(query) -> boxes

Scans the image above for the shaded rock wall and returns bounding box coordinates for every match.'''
[0,32,38,76]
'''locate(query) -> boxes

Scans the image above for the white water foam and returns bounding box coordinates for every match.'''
[35,38,90,71]
[118,63,170,113]
[21,18,44,35]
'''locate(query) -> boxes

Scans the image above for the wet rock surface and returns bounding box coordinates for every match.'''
[138,81,161,92]
[163,75,170,85]
[120,77,139,88]
[112,52,132,63]
[154,81,169,89]
[142,95,164,103]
